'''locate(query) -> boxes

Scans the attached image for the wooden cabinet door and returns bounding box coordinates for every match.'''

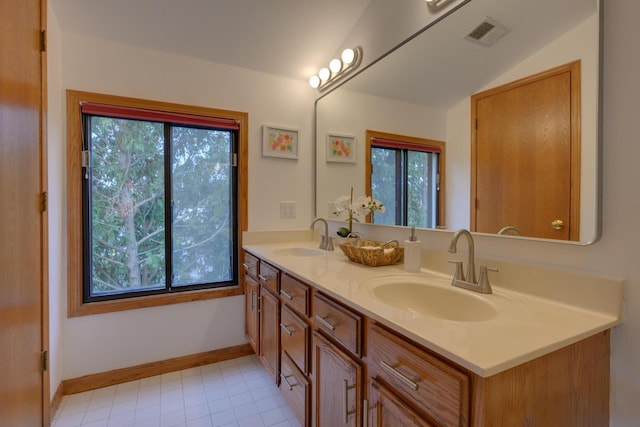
[313,331,362,427]
[259,287,280,383]
[369,379,435,427]
[245,275,260,353]
[0,0,47,425]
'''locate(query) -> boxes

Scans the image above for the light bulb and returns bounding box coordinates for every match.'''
[341,48,355,65]
[329,58,342,73]
[309,75,320,89]
[318,67,330,81]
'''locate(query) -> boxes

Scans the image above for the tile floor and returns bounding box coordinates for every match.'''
[52,355,301,427]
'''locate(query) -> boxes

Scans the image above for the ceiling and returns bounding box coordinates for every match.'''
[50,0,373,82]
[340,0,597,109]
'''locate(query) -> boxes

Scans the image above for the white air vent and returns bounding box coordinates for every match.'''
[464,17,509,46]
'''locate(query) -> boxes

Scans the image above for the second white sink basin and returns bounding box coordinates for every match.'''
[362,276,498,322]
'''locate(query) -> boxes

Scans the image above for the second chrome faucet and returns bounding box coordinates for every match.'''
[310,218,334,251]
[448,229,495,294]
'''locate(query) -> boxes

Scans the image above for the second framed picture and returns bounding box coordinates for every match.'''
[262,125,299,159]
[326,133,356,163]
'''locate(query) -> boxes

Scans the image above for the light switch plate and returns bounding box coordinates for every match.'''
[280,201,296,219]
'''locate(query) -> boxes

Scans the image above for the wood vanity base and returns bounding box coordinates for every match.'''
[244,250,611,427]
[471,329,609,426]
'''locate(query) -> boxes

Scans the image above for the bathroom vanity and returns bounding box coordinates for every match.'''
[242,237,622,427]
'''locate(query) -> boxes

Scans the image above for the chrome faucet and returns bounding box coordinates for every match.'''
[448,229,495,294]
[310,218,334,251]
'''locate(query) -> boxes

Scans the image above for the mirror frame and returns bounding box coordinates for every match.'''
[313,0,603,245]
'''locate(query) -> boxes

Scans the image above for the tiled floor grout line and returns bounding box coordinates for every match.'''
[52,355,301,427]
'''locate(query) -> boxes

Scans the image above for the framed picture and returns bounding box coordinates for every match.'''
[262,125,299,159]
[326,133,356,163]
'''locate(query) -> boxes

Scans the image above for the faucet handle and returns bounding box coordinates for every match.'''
[477,266,498,294]
[448,260,465,282]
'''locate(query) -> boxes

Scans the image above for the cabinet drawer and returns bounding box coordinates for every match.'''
[367,323,469,427]
[281,304,310,375]
[313,293,362,357]
[280,273,310,317]
[280,352,310,427]
[242,252,259,280]
[258,261,279,294]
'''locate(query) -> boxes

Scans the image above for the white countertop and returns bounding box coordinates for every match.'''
[243,238,623,377]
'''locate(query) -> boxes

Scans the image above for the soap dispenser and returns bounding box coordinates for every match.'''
[404,227,422,273]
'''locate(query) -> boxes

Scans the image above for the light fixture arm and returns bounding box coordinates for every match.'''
[425,0,458,11]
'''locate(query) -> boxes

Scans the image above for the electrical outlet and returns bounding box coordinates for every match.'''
[280,201,296,219]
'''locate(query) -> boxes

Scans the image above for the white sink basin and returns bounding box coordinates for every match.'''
[361,276,498,322]
[272,247,325,257]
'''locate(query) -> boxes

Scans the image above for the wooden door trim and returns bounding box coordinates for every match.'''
[40,0,50,423]
[470,60,581,240]
[365,129,446,227]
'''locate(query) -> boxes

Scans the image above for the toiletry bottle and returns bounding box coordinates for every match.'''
[404,227,422,272]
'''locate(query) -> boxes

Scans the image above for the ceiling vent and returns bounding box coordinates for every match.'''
[464,17,510,46]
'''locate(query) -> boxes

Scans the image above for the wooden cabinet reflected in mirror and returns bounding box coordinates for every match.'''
[471,61,581,240]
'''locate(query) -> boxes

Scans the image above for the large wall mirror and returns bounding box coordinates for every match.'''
[315,0,601,244]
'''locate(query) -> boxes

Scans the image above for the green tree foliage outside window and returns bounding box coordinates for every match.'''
[85,116,236,300]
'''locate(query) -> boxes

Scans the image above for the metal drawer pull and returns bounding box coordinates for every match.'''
[280,289,294,300]
[380,360,420,391]
[258,274,268,282]
[343,379,356,423]
[257,295,262,313]
[280,373,296,391]
[314,315,337,332]
[280,323,294,336]
[242,262,251,270]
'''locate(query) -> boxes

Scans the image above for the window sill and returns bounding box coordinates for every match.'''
[68,285,243,317]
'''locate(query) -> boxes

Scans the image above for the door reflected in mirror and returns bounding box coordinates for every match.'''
[315,0,600,244]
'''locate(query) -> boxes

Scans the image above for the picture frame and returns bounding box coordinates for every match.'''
[326,133,356,163]
[262,125,299,159]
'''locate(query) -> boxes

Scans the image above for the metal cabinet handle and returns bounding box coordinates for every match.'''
[280,373,295,391]
[250,290,256,311]
[314,315,337,332]
[380,360,420,391]
[343,379,356,424]
[258,274,268,282]
[280,289,294,300]
[257,295,262,313]
[280,323,294,336]
[242,262,251,270]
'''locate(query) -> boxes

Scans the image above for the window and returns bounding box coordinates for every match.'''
[366,131,445,229]
[67,91,247,316]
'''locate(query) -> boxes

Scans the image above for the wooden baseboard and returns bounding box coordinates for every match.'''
[50,382,65,419]
[60,344,254,396]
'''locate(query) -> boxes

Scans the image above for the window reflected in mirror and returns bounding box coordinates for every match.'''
[366,130,445,229]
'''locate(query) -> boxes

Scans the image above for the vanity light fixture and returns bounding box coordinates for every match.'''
[425,0,458,11]
[308,47,362,92]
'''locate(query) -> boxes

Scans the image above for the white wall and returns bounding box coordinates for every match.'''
[51,31,316,379]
